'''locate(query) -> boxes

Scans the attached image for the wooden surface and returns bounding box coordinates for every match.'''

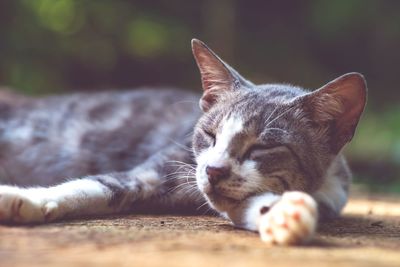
[1,196,399,267]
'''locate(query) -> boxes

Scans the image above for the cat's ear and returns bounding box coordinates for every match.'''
[191,39,251,111]
[303,72,367,153]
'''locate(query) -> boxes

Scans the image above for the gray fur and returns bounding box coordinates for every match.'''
[0,89,199,186]
[0,40,366,226]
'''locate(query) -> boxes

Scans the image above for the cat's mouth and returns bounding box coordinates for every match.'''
[203,184,242,204]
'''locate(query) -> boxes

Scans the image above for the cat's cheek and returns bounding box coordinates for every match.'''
[195,148,212,191]
[195,168,208,193]
[237,160,264,190]
[238,160,259,176]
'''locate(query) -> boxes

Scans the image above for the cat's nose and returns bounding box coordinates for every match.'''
[206,165,231,185]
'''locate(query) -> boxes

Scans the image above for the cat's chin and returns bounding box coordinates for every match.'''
[207,191,239,203]
[202,186,241,212]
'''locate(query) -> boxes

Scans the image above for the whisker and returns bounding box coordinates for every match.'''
[162,177,197,185]
[197,201,210,211]
[187,188,201,199]
[161,174,195,183]
[184,130,194,139]
[168,182,198,193]
[166,160,196,169]
[265,105,295,128]
[264,105,280,125]
[163,170,196,177]
[202,206,217,216]
[160,175,196,186]
[264,127,288,134]
[182,185,200,197]
[167,138,194,152]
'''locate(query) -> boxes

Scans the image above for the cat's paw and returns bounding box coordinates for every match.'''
[0,186,59,224]
[258,191,318,246]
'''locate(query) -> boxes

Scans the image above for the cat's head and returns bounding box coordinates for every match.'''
[191,39,367,214]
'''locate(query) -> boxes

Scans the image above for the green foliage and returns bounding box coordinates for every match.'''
[126,16,169,57]
[23,0,85,35]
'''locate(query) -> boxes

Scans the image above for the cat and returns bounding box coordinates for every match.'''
[0,39,367,245]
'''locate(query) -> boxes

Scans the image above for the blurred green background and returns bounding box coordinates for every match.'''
[0,0,399,193]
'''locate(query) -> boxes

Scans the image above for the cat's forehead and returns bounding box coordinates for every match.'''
[202,85,306,134]
[223,92,292,125]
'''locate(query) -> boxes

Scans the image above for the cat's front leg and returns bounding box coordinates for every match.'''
[238,191,318,245]
[0,185,54,223]
[0,178,116,223]
[0,144,192,224]
[0,170,166,224]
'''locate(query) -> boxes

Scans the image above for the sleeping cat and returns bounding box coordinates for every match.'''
[0,39,366,245]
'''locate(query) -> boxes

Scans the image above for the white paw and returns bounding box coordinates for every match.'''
[0,186,59,224]
[258,191,318,245]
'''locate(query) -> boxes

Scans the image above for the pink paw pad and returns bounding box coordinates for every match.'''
[258,191,318,246]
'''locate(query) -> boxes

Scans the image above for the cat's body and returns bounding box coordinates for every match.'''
[0,89,199,187]
[0,89,207,215]
[0,40,366,245]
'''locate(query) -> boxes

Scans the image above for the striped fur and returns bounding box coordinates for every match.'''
[0,40,366,246]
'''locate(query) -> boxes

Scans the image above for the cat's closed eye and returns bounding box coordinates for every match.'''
[203,129,216,146]
[244,144,286,160]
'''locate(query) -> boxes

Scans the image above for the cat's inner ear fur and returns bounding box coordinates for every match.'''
[303,72,367,153]
[191,39,250,111]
